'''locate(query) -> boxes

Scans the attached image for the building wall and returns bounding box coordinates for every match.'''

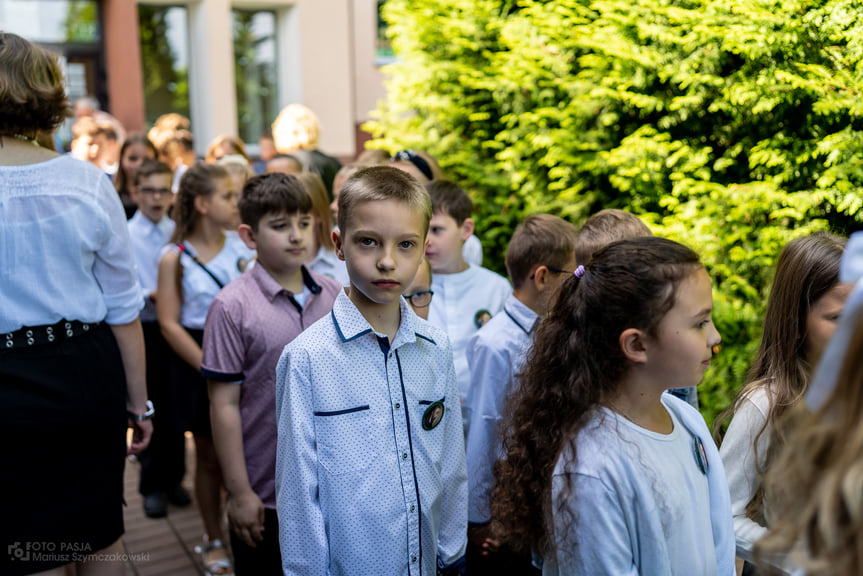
[102,0,388,159]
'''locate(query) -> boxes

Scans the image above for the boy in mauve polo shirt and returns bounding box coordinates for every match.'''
[202,174,340,575]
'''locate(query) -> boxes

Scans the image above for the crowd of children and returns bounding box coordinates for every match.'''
[7,33,863,576]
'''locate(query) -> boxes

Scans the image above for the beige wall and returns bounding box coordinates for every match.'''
[113,0,389,158]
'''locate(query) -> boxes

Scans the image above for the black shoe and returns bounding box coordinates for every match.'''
[143,492,167,518]
[167,485,192,507]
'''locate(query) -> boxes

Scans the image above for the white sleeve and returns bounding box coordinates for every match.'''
[551,472,639,576]
[719,396,769,562]
[275,346,328,575]
[464,335,510,523]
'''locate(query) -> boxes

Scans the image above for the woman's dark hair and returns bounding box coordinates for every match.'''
[0,32,71,136]
[491,236,703,555]
[114,133,157,194]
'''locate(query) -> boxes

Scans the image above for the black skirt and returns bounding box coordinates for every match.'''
[170,328,213,437]
[0,323,127,575]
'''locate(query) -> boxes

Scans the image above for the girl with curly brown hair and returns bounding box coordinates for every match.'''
[491,237,734,575]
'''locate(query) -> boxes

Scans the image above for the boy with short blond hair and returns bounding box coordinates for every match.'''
[463,214,577,574]
[574,208,652,265]
[202,173,341,574]
[276,166,468,576]
[425,181,511,415]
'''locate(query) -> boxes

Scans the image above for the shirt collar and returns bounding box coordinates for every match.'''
[310,246,340,270]
[130,210,172,237]
[330,291,436,349]
[252,263,322,302]
[503,293,539,335]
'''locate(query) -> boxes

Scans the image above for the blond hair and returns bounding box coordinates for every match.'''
[338,166,431,235]
[758,312,863,575]
[574,209,652,265]
[272,104,320,152]
[295,171,335,251]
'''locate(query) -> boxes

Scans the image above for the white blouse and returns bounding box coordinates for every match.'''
[0,155,143,333]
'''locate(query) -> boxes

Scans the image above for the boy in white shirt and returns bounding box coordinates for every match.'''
[424,181,511,422]
[127,159,191,518]
[275,166,468,576]
[464,214,577,574]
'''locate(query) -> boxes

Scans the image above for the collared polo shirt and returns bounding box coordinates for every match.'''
[275,291,468,576]
[201,264,340,508]
[463,294,538,522]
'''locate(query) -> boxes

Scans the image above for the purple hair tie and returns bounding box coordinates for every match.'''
[574,265,586,278]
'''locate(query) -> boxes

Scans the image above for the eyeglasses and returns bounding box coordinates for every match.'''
[139,186,171,196]
[404,290,434,308]
[529,265,574,280]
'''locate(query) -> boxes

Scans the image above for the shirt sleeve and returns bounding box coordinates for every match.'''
[437,345,469,566]
[93,173,144,324]
[464,334,510,523]
[552,472,639,576]
[719,395,769,562]
[275,345,328,575]
[201,296,245,382]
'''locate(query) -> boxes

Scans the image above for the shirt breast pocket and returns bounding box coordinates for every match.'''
[314,405,378,475]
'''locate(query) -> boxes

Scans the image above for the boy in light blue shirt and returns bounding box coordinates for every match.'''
[464,214,577,575]
[275,166,468,576]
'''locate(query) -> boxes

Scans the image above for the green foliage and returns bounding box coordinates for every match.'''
[367,0,863,427]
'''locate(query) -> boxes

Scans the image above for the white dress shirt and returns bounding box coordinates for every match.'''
[428,265,511,407]
[275,291,468,576]
[127,212,175,322]
[0,155,143,333]
[308,245,350,286]
[464,294,537,522]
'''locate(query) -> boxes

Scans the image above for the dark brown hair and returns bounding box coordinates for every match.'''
[133,158,172,185]
[0,32,70,136]
[491,237,703,556]
[506,214,578,289]
[115,133,157,193]
[239,173,312,231]
[575,209,652,265]
[426,180,472,224]
[338,166,431,234]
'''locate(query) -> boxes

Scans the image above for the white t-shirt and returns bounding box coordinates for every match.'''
[545,395,735,576]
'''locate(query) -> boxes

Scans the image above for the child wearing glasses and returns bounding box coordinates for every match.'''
[425,180,511,419]
[463,214,577,575]
[127,159,191,519]
[404,257,434,319]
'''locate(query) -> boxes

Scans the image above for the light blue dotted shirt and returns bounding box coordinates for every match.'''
[275,290,468,576]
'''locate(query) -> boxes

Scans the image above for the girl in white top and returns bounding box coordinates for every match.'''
[718,232,851,575]
[492,237,734,575]
[158,163,253,576]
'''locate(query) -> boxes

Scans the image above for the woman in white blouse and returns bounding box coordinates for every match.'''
[0,32,151,576]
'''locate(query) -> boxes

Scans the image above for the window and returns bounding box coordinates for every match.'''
[0,0,100,44]
[376,0,395,65]
[138,5,190,128]
[232,9,278,145]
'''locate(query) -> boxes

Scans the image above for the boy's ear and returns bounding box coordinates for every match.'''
[333,229,345,261]
[619,328,648,364]
[237,224,256,250]
[530,265,549,292]
[460,217,475,241]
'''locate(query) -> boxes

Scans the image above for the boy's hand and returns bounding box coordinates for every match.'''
[467,523,500,557]
[227,490,266,548]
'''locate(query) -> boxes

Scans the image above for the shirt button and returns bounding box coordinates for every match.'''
[410,504,415,512]
[395,403,401,409]
[411,556,417,563]
[402,453,408,460]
